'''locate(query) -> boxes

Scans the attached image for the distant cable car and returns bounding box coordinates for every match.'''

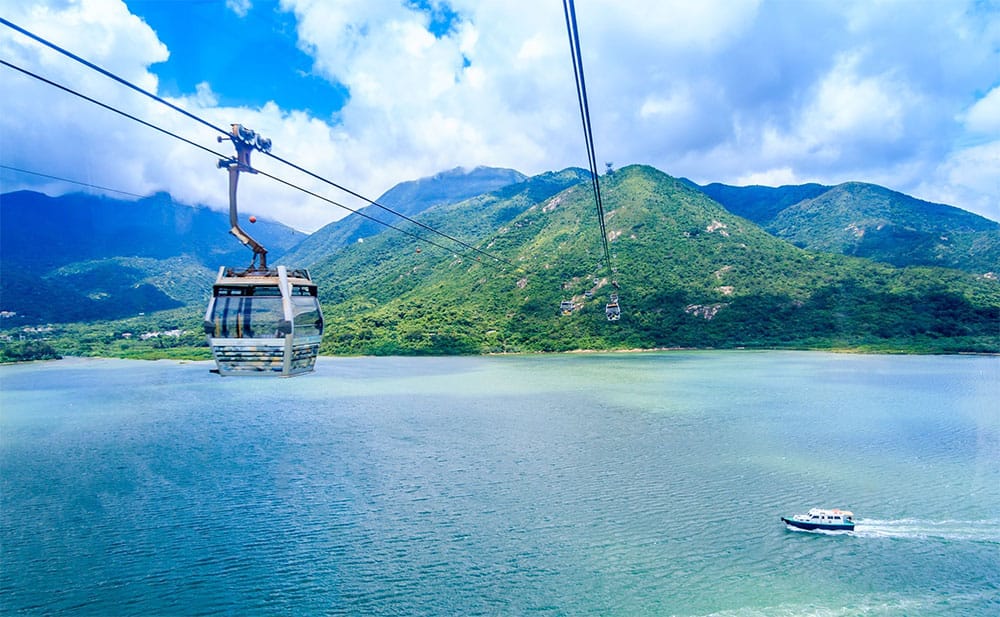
[560,300,574,315]
[606,293,621,321]
[204,124,324,376]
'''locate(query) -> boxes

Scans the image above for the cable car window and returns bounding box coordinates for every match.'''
[291,285,317,297]
[291,295,323,336]
[215,285,283,297]
[209,294,285,338]
[252,286,282,296]
[216,287,249,296]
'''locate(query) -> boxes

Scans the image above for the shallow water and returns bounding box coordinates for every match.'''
[1,351,998,615]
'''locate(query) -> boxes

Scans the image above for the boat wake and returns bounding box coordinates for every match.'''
[852,518,1000,543]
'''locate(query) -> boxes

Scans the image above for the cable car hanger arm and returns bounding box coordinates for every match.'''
[219,124,271,270]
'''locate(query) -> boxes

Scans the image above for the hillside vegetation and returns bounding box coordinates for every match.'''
[313,166,998,355]
[699,181,1000,273]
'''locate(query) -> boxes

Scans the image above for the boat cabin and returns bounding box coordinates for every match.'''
[805,508,854,524]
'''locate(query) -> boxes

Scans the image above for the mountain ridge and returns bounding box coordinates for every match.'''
[696,181,999,273]
[284,165,527,268]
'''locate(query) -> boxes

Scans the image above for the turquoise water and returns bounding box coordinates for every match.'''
[1,351,998,616]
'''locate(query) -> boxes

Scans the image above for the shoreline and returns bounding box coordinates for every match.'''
[4,345,998,369]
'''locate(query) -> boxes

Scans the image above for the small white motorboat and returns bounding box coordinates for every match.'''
[781,508,855,531]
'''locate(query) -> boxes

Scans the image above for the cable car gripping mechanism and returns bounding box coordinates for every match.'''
[218,123,272,271]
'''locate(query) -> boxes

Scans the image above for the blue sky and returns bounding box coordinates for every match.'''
[124,0,347,117]
[1,0,998,231]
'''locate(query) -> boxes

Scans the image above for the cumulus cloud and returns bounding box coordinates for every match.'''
[1,1,171,195]
[1,0,998,230]
[964,85,1000,135]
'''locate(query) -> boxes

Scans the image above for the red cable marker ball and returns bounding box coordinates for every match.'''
[249,216,257,224]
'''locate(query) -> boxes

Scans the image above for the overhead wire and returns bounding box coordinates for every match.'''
[0,16,512,267]
[562,0,614,280]
[0,17,230,137]
[0,164,148,199]
[0,58,498,261]
[0,59,227,160]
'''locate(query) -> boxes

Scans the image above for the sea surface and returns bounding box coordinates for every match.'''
[1,351,998,616]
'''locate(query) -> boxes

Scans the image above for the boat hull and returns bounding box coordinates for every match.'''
[781,517,854,531]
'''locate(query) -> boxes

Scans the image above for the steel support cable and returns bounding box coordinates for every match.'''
[251,168,476,257]
[561,0,613,279]
[0,163,148,199]
[0,17,512,267]
[0,59,225,160]
[260,149,511,265]
[0,59,489,261]
[0,16,230,138]
[567,2,610,267]
[563,0,604,221]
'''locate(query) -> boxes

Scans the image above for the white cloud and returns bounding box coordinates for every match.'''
[964,86,1000,135]
[917,140,1000,221]
[734,167,803,187]
[1,0,998,232]
[801,54,907,144]
[1,0,173,200]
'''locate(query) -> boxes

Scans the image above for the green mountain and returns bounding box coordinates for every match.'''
[308,165,998,355]
[696,181,1000,273]
[0,190,304,324]
[765,182,1000,272]
[285,166,527,267]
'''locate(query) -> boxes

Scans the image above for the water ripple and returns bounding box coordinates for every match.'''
[1,353,997,616]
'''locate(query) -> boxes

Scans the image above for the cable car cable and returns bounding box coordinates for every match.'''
[258,149,510,265]
[0,58,225,160]
[563,0,623,321]
[0,17,511,267]
[0,16,230,138]
[562,0,614,280]
[0,164,148,199]
[253,167,486,258]
[0,58,508,265]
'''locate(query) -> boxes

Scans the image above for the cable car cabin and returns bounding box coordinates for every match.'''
[560,300,574,315]
[606,293,621,321]
[204,265,324,376]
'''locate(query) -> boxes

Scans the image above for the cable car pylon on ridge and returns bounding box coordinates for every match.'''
[203,124,324,376]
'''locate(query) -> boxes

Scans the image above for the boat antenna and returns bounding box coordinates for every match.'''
[218,123,271,271]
